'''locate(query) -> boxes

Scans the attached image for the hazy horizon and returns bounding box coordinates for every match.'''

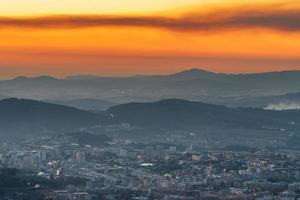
[2,67,300,80]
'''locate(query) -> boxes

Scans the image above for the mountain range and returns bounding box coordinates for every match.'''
[107,98,300,131]
[1,69,300,108]
[45,98,116,111]
[1,97,300,148]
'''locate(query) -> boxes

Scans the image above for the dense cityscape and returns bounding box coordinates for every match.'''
[1,131,300,200]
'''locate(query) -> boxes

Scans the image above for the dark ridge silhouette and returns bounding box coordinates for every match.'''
[107,98,300,130]
[0,98,110,137]
[2,69,300,105]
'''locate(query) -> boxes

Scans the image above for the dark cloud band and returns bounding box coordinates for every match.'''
[0,7,299,32]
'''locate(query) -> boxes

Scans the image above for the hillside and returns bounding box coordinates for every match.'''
[107,99,300,131]
[0,98,110,138]
[46,98,116,111]
[1,69,300,104]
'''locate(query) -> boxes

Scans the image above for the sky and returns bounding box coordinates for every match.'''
[1,0,300,78]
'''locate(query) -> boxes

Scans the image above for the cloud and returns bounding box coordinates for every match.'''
[264,102,300,110]
[0,4,300,32]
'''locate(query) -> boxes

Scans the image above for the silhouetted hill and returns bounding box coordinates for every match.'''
[0,98,109,138]
[46,98,116,111]
[1,97,300,148]
[107,99,300,131]
[13,76,58,82]
[168,68,222,79]
[2,69,300,104]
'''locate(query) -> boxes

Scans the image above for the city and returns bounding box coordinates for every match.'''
[1,131,300,200]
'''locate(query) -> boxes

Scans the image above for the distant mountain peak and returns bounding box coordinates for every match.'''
[13,76,28,81]
[155,98,206,106]
[13,76,58,81]
[183,68,214,73]
[156,98,191,104]
[170,68,220,79]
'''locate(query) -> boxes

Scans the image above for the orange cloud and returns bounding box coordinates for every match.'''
[0,3,300,32]
[0,1,300,77]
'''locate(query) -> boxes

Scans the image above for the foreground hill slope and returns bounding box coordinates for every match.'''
[107,99,300,130]
[107,99,300,148]
[0,98,109,137]
[46,98,116,111]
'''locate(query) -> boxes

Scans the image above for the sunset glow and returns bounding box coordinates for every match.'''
[1,0,300,78]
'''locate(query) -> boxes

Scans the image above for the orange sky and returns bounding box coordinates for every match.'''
[0,0,300,78]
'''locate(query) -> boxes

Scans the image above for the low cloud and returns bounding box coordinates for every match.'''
[264,102,300,110]
[0,4,300,32]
